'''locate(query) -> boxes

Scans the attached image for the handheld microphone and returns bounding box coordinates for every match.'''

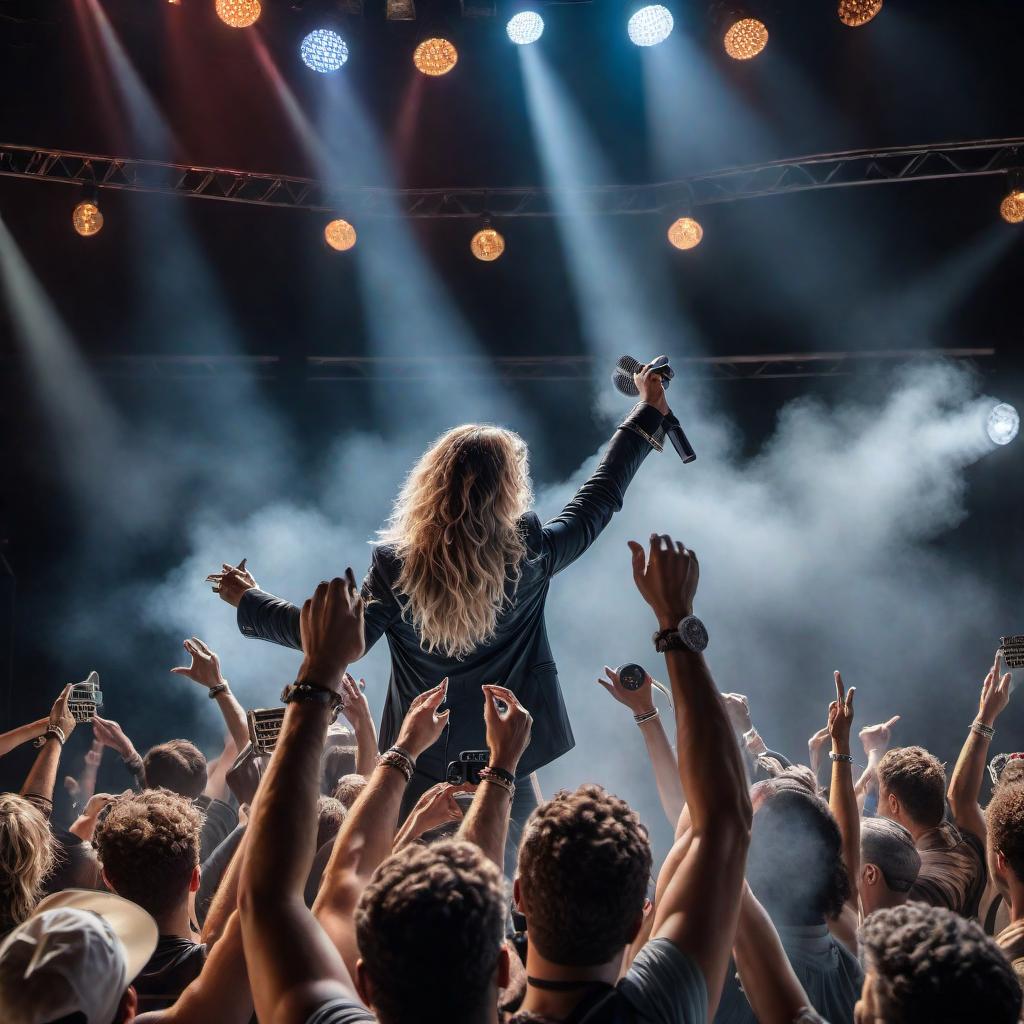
[612,354,697,464]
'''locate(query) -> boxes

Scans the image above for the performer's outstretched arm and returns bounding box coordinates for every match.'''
[542,362,669,578]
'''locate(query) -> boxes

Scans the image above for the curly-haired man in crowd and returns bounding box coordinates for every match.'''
[985,779,1024,982]
[876,746,985,916]
[93,787,207,1009]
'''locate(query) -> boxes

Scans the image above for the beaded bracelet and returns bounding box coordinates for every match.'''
[972,721,995,739]
[378,748,414,783]
[479,767,515,798]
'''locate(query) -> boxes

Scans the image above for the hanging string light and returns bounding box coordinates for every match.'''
[837,0,883,27]
[414,38,458,76]
[324,219,357,251]
[667,217,703,250]
[215,0,262,29]
[471,227,505,261]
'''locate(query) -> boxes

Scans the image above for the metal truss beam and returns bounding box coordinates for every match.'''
[0,138,1021,218]
[39,348,993,383]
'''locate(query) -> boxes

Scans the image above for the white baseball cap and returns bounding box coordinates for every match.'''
[0,889,158,1024]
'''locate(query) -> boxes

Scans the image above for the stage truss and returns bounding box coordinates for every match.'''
[0,137,1021,218]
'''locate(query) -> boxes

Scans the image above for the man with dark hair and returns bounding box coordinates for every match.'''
[353,840,509,1024]
[985,780,1024,982]
[857,902,1022,1023]
[94,789,208,1010]
[859,817,921,916]
[877,745,985,915]
[717,786,862,1024]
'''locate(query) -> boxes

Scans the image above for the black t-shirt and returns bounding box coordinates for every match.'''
[195,795,238,864]
[134,935,208,1011]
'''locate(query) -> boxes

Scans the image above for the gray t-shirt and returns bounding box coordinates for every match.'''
[304,938,707,1024]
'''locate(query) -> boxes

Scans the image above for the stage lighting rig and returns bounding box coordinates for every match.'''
[837,0,883,27]
[386,0,416,20]
[414,37,458,75]
[507,10,544,45]
[628,4,674,47]
[709,3,767,60]
[215,0,261,28]
[324,218,357,251]
[72,187,104,238]
[471,225,505,261]
[301,28,350,72]
[667,216,703,250]
[1000,171,1024,224]
[987,403,1020,446]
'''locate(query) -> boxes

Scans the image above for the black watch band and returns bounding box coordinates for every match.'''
[280,682,343,710]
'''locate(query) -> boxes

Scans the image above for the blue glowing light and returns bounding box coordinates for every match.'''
[507,11,544,45]
[300,29,349,73]
[628,5,674,47]
[987,403,1020,446]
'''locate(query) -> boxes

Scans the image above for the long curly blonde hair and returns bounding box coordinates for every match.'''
[0,794,56,932]
[380,425,533,659]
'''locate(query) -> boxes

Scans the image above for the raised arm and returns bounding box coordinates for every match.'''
[0,716,48,758]
[312,680,451,975]
[542,364,668,578]
[170,638,250,753]
[596,665,684,827]
[457,684,533,868]
[238,571,366,1024]
[828,672,860,908]
[91,716,146,789]
[856,716,899,812]
[949,650,1011,843]
[21,685,77,816]
[630,535,752,1017]
[337,673,379,778]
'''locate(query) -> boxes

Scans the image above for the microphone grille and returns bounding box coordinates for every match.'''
[611,354,642,397]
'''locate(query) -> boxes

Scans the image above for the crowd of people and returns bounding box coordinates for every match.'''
[0,535,1022,1023]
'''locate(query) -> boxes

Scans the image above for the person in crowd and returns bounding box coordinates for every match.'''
[0,888,158,1024]
[0,793,55,937]
[983,779,1024,982]
[334,774,368,809]
[209,363,674,836]
[948,648,1018,933]
[877,744,986,915]
[858,817,921,915]
[93,789,208,1010]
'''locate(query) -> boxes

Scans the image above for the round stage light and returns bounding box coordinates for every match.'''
[724,18,768,60]
[507,11,544,45]
[414,38,458,76]
[667,217,703,250]
[627,5,674,48]
[301,29,349,73]
[215,0,261,28]
[1000,190,1024,224]
[72,200,104,238]
[837,0,883,27]
[987,403,1020,446]
[324,219,357,251]
[471,228,505,262]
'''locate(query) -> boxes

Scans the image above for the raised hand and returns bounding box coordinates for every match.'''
[722,693,754,735]
[171,637,226,690]
[626,534,699,629]
[206,558,258,608]
[48,683,77,741]
[297,569,366,695]
[828,671,856,753]
[978,649,1013,728]
[395,679,451,760]
[339,673,372,729]
[482,684,533,775]
[91,716,137,760]
[394,782,469,850]
[859,716,900,756]
[596,665,657,716]
[84,741,104,768]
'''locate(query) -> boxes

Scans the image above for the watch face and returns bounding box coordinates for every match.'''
[679,616,709,652]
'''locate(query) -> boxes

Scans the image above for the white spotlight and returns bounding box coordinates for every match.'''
[628,5,673,47]
[507,11,544,45]
[987,403,1020,446]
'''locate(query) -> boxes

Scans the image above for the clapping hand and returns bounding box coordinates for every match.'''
[626,534,699,629]
[206,559,258,608]
[171,637,226,691]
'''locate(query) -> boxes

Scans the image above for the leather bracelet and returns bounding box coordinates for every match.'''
[485,764,515,786]
[392,745,417,767]
[972,721,995,739]
[479,768,515,798]
[280,682,342,711]
[42,725,66,747]
[653,628,686,653]
[378,748,414,783]
[829,752,855,764]
[634,709,660,726]
[208,683,229,699]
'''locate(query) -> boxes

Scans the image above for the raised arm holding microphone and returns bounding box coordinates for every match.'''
[209,359,674,838]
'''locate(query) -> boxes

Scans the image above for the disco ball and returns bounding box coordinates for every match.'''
[1000,191,1024,225]
[301,29,349,73]
[414,38,458,76]
[724,18,768,60]
[987,403,1020,446]
[471,228,505,262]
[838,0,883,27]
[72,201,104,238]
[507,11,544,46]
[215,0,261,29]
[628,5,674,48]
[667,217,703,251]
[324,219,357,252]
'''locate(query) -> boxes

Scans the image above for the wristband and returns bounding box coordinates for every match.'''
[38,726,66,747]
[378,748,414,783]
[208,683,229,699]
[829,751,854,763]
[280,682,343,711]
[479,768,515,797]
[634,709,660,726]
[972,721,995,739]
[485,764,516,786]
[392,745,417,767]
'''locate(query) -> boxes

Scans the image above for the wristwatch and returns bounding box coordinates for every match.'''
[653,615,709,654]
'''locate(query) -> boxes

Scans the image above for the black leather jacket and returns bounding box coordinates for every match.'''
[237,402,666,779]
